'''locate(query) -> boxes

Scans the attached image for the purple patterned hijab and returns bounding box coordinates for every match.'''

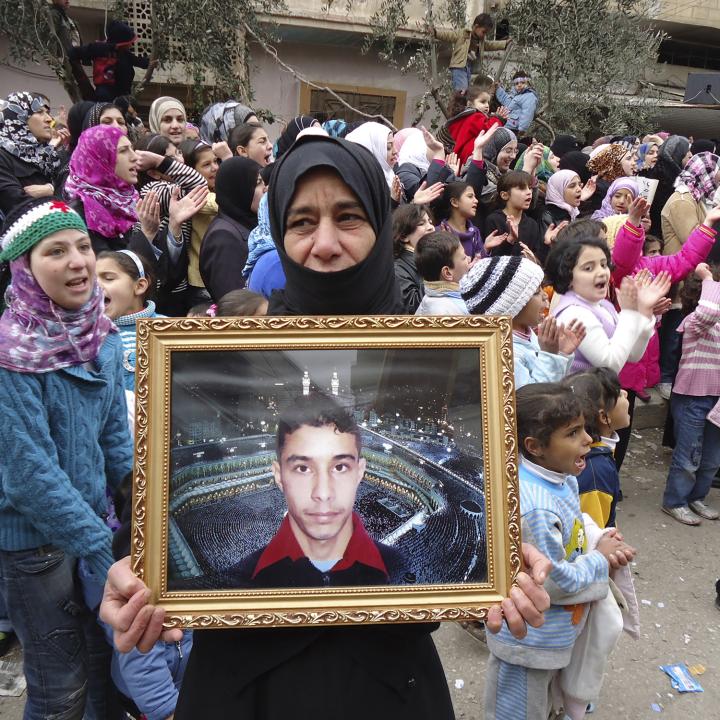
[0,254,114,373]
[65,124,139,238]
[591,177,639,220]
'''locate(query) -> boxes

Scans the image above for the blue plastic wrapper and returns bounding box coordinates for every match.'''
[659,663,704,693]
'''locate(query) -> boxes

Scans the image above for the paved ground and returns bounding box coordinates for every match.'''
[1,425,718,719]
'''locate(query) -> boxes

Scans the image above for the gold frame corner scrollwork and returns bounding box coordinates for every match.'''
[132,315,521,629]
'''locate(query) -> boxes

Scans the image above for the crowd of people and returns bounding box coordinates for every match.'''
[0,10,719,718]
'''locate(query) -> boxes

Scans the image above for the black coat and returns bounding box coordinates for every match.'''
[394,250,424,314]
[199,211,251,302]
[0,148,56,216]
[484,210,544,258]
[175,624,453,720]
[396,162,424,202]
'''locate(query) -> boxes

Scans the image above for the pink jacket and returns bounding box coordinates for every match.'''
[611,221,717,392]
[611,220,717,285]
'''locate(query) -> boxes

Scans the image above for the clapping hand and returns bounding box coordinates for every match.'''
[391,175,403,202]
[421,126,445,161]
[617,275,639,312]
[558,318,586,355]
[627,196,650,228]
[446,152,461,177]
[580,175,597,202]
[636,270,672,317]
[521,142,544,175]
[169,185,209,236]
[506,216,520,244]
[412,181,444,205]
[484,229,509,251]
[544,221,568,246]
[537,316,562,353]
[519,243,540,265]
[473,124,500,160]
[137,190,161,241]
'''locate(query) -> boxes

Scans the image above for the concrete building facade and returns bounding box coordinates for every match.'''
[1,0,719,135]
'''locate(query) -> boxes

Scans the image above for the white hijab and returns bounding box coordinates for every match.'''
[397,128,430,175]
[345,122,396,190]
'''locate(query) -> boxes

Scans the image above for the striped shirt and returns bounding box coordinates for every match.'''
[487,458,609,670]
[673,279,720,397]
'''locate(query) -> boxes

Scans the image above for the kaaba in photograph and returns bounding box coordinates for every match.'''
[167,347,487,591]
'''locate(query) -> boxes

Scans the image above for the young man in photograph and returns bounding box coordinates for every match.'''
[200,393,407,589]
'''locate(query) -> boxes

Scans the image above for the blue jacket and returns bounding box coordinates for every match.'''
[0,332,133,578]
[495,87,538,133]
[112,629,193,720]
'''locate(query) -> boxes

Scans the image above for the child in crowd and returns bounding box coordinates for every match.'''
[70,20,154,101]
[414,231,470,315]
[610,199,720,404]
[485,382,635,720]
[547,236,669,375]
[434,13,509,92]
[661,263,720,525]
[96,249,163,391]
[460,255,585,387]
[484,170,545,257]
[393,203,435,313]
[433,181,486,259]
[443,86,508,165]
[187,301,212,317]
[215,288,269,316]
[495,70,539,135]
[564,368,631,528]
[591,178,639,221]
[643,234,663,257]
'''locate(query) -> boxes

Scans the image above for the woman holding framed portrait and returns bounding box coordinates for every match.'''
[101,135,552,720]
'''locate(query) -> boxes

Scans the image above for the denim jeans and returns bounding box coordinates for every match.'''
[663,393,720,508]
[0,590,12,633]
[0,546,120,720]
[658,309,683,384]
[451,62,472,91]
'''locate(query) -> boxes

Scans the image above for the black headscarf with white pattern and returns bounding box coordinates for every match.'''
[0,91,60,179]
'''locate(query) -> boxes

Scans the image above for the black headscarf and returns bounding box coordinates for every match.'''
[67,101,113,150]
[559,151,591,184]
[215,157,261,229]
[657,135,690,178]
[550,134,581,158]
[267,135,403,316]
[691,138,716,156]
[274,116,318,159]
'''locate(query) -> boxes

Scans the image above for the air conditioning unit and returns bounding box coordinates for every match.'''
[684,72,720,104]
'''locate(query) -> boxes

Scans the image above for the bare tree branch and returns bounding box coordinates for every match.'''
[243,22,398,130]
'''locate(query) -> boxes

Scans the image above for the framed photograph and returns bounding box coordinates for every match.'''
[132,315,521,629]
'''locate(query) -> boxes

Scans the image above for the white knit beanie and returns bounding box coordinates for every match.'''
[460,256,545,317]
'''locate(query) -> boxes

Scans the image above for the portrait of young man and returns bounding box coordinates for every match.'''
[190,393,407,590]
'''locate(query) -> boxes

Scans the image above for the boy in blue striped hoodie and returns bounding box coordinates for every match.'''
[485,383,635,720]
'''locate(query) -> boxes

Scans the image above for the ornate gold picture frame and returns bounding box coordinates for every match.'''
[132,315,520,629]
